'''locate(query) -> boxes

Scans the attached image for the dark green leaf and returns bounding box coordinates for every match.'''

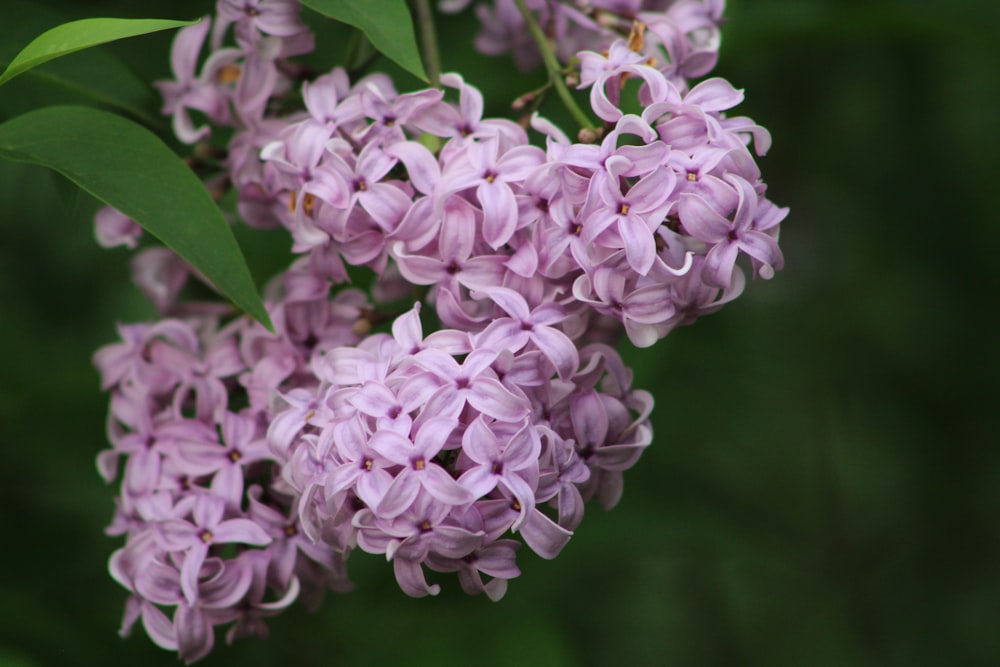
[7,49,163,127]
[0,17,196,87]
[0,106,272,329]
[299,0,428,81]
[0,0,161,127]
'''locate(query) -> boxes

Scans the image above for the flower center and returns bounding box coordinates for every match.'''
[216,64,241,84]
[302,193,317,216]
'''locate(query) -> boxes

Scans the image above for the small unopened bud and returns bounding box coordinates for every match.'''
[564,73,580,88]
[193,143,215,160]
[512,92,536,112]
[578,128,601,144]
[595,11,617,29]
[208,186,227,202]
[352,318,373,337]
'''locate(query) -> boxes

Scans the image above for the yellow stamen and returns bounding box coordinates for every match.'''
[217,63,241,84]
[626,21,646,52]
[302,193,317,217]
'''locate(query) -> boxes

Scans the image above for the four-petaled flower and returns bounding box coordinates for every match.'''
[156,495,272,605]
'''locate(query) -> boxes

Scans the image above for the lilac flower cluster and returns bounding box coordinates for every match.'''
[445,0,725,84]
[93,0,785,660]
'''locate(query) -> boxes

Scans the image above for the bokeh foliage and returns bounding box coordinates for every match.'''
[1,0,998,665]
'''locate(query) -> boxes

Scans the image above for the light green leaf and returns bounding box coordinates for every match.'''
[0,106,272,330]
[0,17,196,87]
[299,0,428,81]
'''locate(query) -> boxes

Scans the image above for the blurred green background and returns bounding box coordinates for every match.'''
[1,0,998,665]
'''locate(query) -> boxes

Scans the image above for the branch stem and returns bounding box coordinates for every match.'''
[413,0,441,87]
[512,0,595,131]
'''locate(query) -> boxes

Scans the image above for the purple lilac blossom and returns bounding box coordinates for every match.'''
[445,0,726,88]
[90,0,786,660]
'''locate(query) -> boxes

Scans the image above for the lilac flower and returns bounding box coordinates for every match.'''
[425,538,520,601]
[217,0,307,38]
[571,267,678,348]
[437,137,545,248]
[154,17,241,143]
[222,550,302,643]
[247,487,336,585]
[155,494,272,605]
[476,287,580,379]
[318,415,395,511]
[301,70,365,136]
[677,173,783,288]
[94,206,142,249]
[93,320,199,392]
[584,163,677,276]
[391,197,507,293]
[130,247,191,315]
[370,417,474,518]
[150,331,244,422]
[411,348,530,422]
[456,417,540,527]
[577,40,672,122]
[414,72,525,149]
[357,84,443,144]
[173,411,272,507]
[93,0,789,656]
[535,428,589,530]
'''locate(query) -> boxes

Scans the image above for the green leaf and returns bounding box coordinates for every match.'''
[0,0,162,127]
[1,49,163,128]
[0,17,197,87]
[0,106,272,330]
[299,0,428,82]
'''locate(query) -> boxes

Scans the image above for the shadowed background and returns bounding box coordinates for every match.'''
[1,0,997,665]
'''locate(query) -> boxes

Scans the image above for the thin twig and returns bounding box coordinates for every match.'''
[413,0,441,88]
[512,0,596,131]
